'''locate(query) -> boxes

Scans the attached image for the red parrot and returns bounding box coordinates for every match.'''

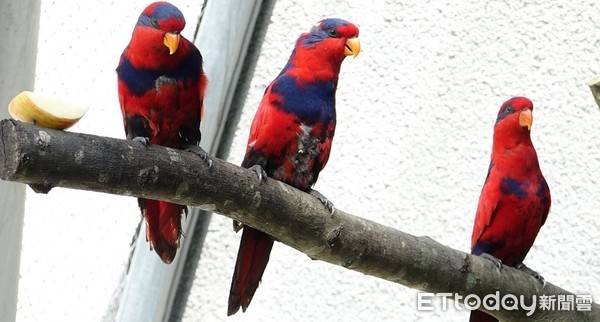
[227,18,360,315]
[117,1,208,264]
[470,97,551,322]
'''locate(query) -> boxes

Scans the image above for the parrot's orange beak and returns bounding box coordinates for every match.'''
[163,32,180,55]
[519,108,533,130]
[344,37,360,58]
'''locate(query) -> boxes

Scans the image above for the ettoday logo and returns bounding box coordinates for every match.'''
[417,292,593,315]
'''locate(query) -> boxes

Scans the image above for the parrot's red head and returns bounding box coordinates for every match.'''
[135,1,186,55]
[298,18,360,61]
[282,18,360,84]
[493,97,535,151]
[495,97,534,130]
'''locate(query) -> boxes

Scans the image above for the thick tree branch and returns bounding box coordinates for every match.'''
[0,119,597,321]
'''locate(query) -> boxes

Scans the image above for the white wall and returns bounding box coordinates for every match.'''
[15,0,600,321]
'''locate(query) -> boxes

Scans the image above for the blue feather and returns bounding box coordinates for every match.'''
[271,74,336,124]
[472,240,502,256]
[500,177,529,199]
[117,47,202,96]
[300,18,350,48]
[137,2,184,28]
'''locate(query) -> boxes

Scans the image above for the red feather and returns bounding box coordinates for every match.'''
[228,227,274,314]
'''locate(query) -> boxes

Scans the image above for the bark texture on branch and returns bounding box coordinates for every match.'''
[0,119,597,321]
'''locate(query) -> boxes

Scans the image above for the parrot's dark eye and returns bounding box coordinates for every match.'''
[504,105,514,113]
[151,17,160,28]
[327,28,339,38]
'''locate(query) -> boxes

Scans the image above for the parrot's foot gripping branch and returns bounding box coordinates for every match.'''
[516,262,545,286]
[132,136,150,146]
[249,164,268,183]
[480,253,503,270]
[309,189,334,215]
[185,144,212,169]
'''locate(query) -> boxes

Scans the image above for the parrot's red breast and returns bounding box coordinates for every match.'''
[117,1,207,263]
[228,18,360,315]
[470,97,551,322]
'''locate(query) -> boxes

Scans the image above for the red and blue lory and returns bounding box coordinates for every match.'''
[470,97,551,322]
[117,1,208,263]
[227,18,360,315]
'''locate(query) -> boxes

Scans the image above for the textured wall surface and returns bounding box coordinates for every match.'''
[15,0,600,321]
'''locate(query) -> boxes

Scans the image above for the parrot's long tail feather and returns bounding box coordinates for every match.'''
[138,198,186,264]
[227,226,275,316]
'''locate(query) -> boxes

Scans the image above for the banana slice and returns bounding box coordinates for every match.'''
[8,91,88,130]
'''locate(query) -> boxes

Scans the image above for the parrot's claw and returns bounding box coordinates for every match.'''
[133,136,150,146]
[249,165,268,183]
[185,145,212,169]
[480,253,503,270]
[516,263,545,285]
[309,189,335,215]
